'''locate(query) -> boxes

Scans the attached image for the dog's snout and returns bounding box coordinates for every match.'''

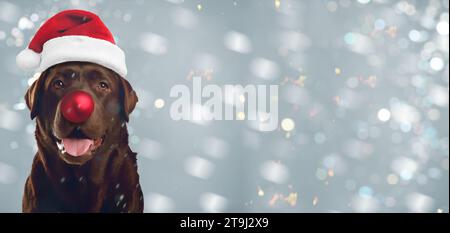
[60,90,95,123]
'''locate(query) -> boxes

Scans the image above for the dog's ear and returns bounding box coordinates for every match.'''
[25,71,47,119]
[119,76,138,122]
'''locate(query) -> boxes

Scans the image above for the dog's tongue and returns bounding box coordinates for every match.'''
[62,138,94,157]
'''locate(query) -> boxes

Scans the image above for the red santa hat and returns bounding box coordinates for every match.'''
[16,9,127,77]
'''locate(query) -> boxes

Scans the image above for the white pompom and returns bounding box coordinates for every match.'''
[16,48,41,70]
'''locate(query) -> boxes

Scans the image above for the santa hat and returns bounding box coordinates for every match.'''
[16,9,127,77]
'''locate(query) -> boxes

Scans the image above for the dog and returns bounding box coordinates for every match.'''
[22,61,143,212]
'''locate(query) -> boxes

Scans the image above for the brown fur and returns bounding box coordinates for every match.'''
[22,62,143,212]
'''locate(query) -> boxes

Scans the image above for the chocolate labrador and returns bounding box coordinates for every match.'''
[23,62,143,212]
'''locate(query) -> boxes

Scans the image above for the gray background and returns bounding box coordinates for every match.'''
[0,0,448,212]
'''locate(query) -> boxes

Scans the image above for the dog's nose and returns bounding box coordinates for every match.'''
[60,90,95,123]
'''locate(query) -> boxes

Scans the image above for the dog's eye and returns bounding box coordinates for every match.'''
[52,80,65,89]
[98,81,109,90]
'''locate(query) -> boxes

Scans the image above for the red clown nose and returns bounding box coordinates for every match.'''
[60,90,95,123]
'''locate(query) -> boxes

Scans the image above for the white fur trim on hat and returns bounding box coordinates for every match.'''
[16,48,41,70]
[37,35,127,77]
